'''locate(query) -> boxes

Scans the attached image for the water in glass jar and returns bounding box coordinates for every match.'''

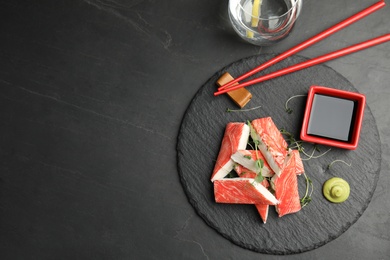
[228,0,301,46]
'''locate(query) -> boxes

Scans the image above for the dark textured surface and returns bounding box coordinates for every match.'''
[177,54,381,254]
[1,0,390,259]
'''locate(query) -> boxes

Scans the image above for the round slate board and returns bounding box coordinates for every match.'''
[176,54,381,255]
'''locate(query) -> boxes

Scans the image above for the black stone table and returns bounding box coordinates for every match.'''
[1,0,389,259]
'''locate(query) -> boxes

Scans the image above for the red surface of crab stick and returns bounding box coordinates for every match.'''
[210,122,250,182]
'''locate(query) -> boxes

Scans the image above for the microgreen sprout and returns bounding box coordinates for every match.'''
[280,128,331,160]
[256,158,264,169]
[300,172,313,208]
[285,94,306,114]
[253,145,264,183]
[280,128,303,152]
[226,105,262,113]
[254,158,265,183]
[255,173,264,183]
[247,121,264,184]
[327,159,352,170]
[301,146,331,161]
[247,142,255,150]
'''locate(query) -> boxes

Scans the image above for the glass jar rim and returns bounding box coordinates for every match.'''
[239,0,301,21]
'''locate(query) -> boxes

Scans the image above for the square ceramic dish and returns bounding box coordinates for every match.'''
[300,86,366,150]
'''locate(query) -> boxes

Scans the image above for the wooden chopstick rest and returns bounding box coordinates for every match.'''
[216,72,252,108]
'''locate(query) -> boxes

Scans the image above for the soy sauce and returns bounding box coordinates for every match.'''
[307,94,357,142]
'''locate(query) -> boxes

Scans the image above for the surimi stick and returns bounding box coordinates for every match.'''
[210,122,250,182]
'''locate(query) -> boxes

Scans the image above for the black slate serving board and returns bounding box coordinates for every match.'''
[176,54,381,254]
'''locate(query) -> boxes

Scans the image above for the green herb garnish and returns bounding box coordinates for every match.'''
[226,105,262,113]
[301,145,331,161]
[247,120,264,184]
[280,128,331,160]
[284,94,306,114]
[300,172,313,208]
[327,160,352,170]
[280,128,303,151]
[255,172,264,183]
[254,158,264,183]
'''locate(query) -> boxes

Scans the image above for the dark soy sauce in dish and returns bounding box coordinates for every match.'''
[307,94,357,142]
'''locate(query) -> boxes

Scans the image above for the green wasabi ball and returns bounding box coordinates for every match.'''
[323,177,350,203]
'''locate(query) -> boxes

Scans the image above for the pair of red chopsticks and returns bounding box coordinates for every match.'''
[214,0,388,96]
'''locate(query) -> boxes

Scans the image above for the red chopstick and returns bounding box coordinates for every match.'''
[214,33,390,96]
[218,0,386,91]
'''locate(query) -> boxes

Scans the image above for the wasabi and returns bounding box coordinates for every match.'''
[323,177,350,203]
